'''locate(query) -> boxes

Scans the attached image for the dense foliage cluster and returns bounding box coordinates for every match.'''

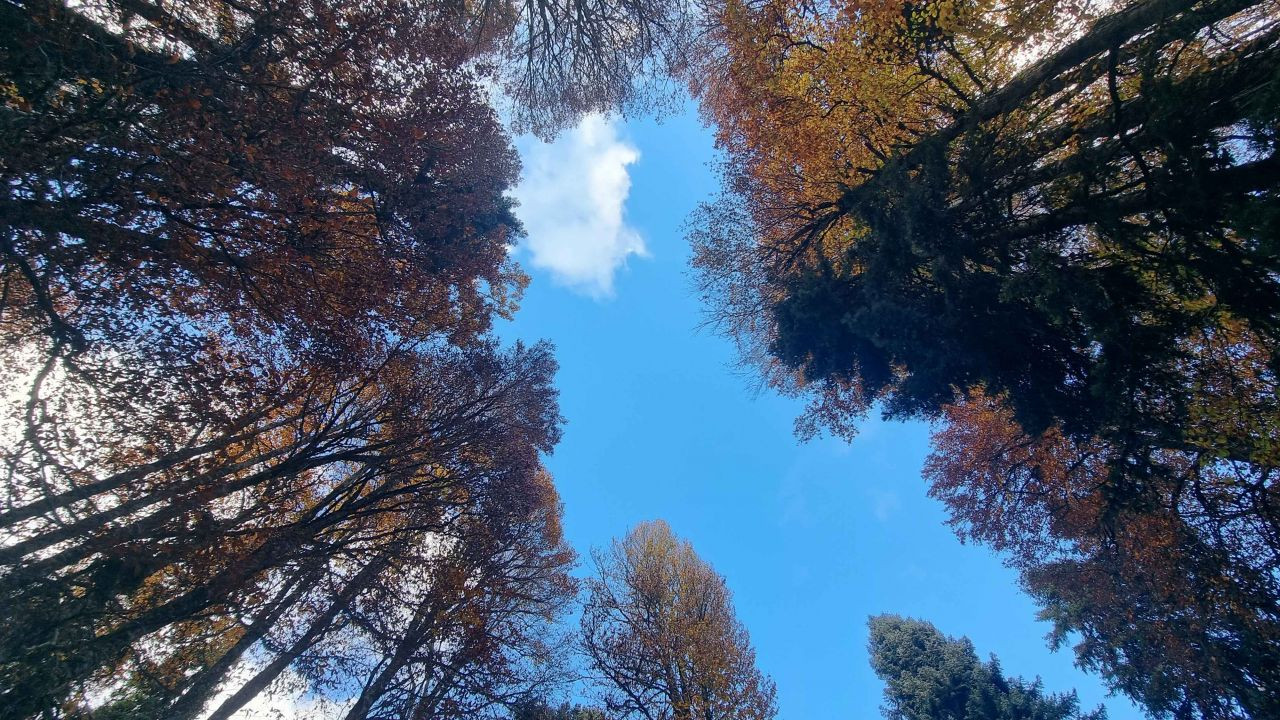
[580,521,778,720]
[868,615,1105,720]
[0,0,673,717]
[686,0,1280,716]
[6,0,1279,717]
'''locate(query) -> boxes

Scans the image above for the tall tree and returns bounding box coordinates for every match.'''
[0,0,686,716]
[868,615,1104,720]
[0,341,575,720]
[926,388,1280,719]
[580,520,777,720]
[685,1,1280,715]
[691,0,1280,451]
[488,0,708,137]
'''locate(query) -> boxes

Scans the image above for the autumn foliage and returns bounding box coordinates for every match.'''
[6,0,1280,717]
[0,0,633,717]
[580,521,778,720]
[686,0,1280,716]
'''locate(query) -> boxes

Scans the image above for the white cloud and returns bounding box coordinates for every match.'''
[512,114,646,297]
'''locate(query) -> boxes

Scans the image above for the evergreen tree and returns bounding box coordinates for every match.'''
[868,615,1104,720]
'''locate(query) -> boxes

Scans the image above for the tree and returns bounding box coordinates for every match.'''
[489,0,708,137]
[868,615,1105,720]
[691,0,1280,451]
[926,389,1280,719]
[580,520,777,720]
[0,0,689,716]
[0,341,576,720]
[686,0,1280,715]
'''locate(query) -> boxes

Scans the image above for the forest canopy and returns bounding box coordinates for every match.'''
[0,0,673,716]
[3,0,1279,718]
[685,0,1280,716]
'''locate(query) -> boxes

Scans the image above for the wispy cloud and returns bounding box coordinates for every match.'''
[512,114,645,297]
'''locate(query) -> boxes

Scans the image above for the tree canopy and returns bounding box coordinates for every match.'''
[0,0,678,717]
[580,520,778,720]
[686,0,1280,716]
[868,615,1105,720]
[7,0,1280,717]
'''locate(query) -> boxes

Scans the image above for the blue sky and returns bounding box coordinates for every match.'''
[500,106,1143,720]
